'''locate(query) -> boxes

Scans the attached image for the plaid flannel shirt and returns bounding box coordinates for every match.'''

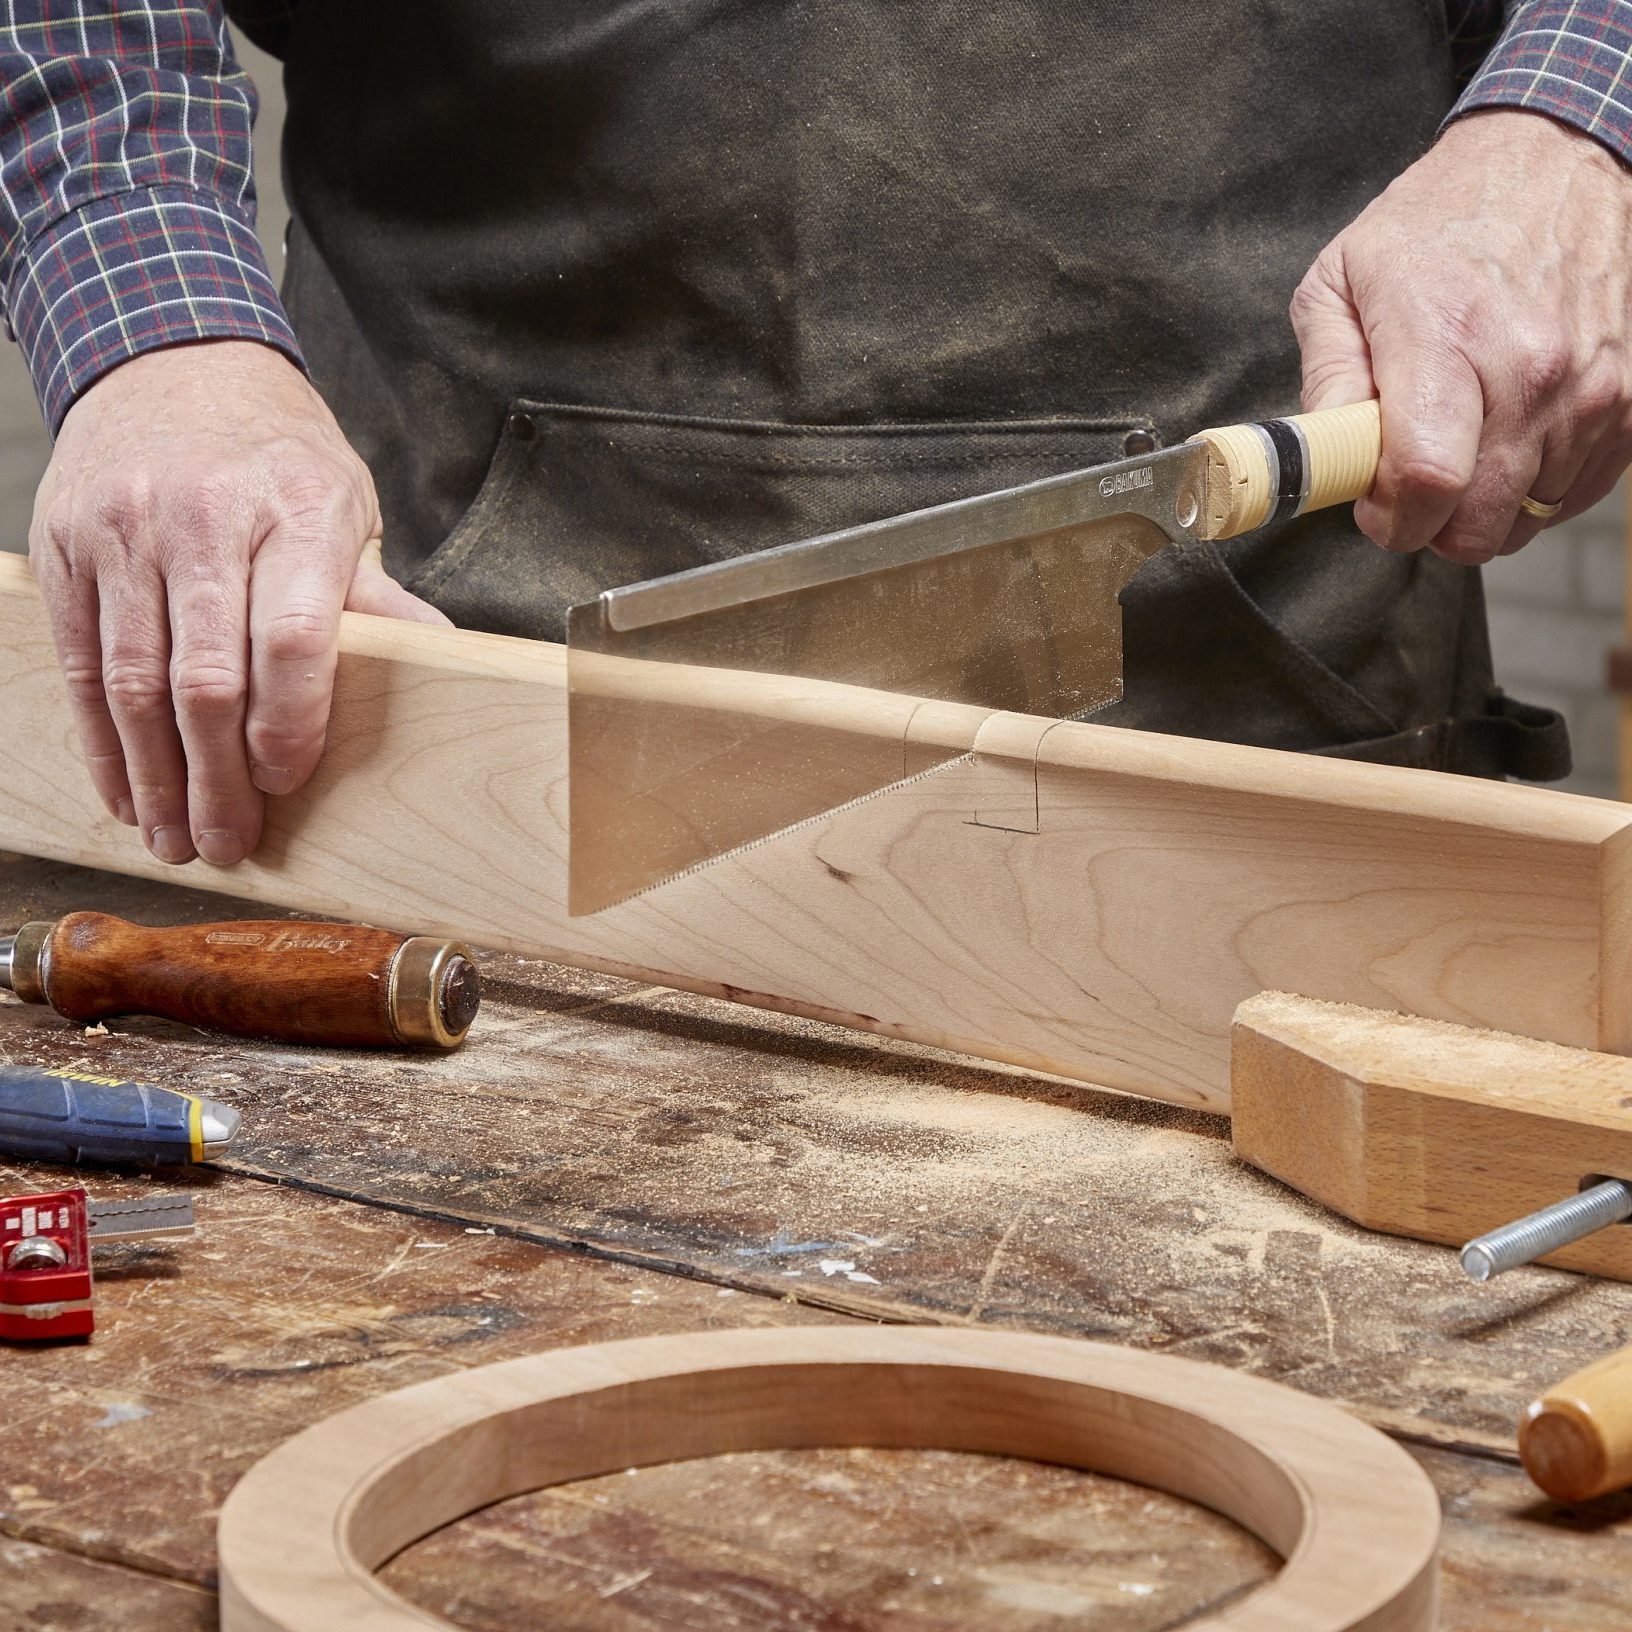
[3,1,1631,434]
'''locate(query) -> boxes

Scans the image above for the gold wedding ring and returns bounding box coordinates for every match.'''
[1518,492,1564,522]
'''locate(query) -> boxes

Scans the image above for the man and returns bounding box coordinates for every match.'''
[2,2,1629,870]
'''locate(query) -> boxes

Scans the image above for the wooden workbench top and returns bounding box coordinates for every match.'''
[2,850,1629,1630]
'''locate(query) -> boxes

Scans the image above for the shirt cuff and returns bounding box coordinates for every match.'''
[1448,0,1632,168]
[5,186,306,434]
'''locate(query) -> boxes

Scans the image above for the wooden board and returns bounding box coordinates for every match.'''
[0,1132,1283,1632]
[381,1442,1280,1632]
[1,555,1630,1114]
[0,1154,828,1594]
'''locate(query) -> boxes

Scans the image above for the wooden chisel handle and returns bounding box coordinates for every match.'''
[1192,398,1381,541]
[1520,1343,1632,1502]
[2,913,480,1051]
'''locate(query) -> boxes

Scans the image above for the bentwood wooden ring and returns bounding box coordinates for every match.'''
[217,1326,1441,1632]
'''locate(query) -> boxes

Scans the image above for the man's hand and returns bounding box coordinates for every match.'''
[1292,109,1632,565]
[30,340,449,867]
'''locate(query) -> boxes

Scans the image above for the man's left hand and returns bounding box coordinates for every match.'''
[1292,108,1632,564]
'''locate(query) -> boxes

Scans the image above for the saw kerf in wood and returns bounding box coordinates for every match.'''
[0,549,1629,1116]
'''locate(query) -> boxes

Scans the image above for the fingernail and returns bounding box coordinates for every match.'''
[252,764,295,795]
[196,830,246,867]
[148,826,196,865]
[113,797,136,826]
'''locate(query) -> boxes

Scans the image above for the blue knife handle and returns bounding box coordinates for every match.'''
[0,1066,203,1166]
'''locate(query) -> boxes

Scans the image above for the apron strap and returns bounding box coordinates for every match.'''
[1311,691,1572,783]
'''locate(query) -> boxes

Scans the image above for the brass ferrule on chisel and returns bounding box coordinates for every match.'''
[387,934,483,1049]
[0,919,51,1006]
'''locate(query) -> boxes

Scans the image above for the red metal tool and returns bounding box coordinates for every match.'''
[0,1187,195,1341]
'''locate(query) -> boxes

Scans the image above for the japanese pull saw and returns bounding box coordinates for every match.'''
[567,398,1381,914]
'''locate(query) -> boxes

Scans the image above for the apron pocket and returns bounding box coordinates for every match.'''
[405,401,1160,640]
[1092,529,1404,751]
[1309,691,1573,780]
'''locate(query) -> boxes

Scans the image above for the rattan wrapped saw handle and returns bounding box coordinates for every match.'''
[1192,398,1381,541]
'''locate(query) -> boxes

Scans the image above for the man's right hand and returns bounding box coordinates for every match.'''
[29,340,449,867]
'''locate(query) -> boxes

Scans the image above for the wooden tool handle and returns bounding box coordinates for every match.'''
[1520,1343,1632,1502]
[14,913,480,1051]
[1192,398,1381,541]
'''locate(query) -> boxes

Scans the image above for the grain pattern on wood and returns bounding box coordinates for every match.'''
[382,1445,1279,1632]
[0,1150,836,1592]
[0,1119,1287,1632]
[1,551,1629,1116]
[0,1538,214,1632]
[1424,1442,1632,1632]
[217,1327,1441,1632]
[1231,992,1632,1280]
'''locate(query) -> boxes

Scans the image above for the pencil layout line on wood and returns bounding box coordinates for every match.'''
[0,551,1627,1114]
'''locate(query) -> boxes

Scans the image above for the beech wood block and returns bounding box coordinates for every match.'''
[1232,992,1632,1281]
[217,1327,1441,1632]
[1,553,1631,1114]
[1521,1344,1632,1502]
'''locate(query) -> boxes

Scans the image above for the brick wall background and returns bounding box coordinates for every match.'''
[1483,498,1624,798]
[0,37,1622,800]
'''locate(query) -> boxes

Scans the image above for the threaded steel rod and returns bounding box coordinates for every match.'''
[1460,1179,1632,1282]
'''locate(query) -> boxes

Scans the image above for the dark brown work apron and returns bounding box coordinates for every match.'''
[239,0,1568,778]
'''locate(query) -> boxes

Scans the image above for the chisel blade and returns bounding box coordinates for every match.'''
[567,441,1208,914]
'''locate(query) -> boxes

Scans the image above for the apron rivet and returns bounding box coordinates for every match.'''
[507,411,537,441]
[1122,428,1158,456]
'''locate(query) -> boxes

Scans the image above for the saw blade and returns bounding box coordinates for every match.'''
[567,440,1208,914]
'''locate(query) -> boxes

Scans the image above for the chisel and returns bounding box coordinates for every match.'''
[0,913,480,1050]
[1521,1344,1632,1503]
[0,1064,239,1165]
